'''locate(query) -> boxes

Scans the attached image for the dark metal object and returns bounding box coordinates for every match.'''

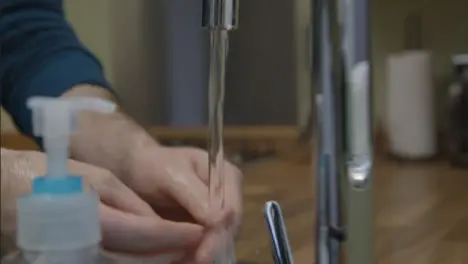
[311,0,344,262]
[202,0,239,30]
[448,55,468,167]
[311,0,374,263]
[264,201,294,264]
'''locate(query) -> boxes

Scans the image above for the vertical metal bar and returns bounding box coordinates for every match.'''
[311,0,329,261]
[338,0,374,262]
[311,0,344,263]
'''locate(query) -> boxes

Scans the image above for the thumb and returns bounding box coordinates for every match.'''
[165,170,217,226]
[100,204,204,254]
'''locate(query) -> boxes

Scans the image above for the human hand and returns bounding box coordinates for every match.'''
[60,85,243,262]
[0,148,203,257]
[121,144,243,263]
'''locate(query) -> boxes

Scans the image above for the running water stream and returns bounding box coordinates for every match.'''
[207,29,236,264]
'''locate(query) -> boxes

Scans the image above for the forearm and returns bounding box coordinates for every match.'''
[62,85,159,179]
[1,0,111,136]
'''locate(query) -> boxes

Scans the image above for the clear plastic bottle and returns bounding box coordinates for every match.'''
[1,97,177,264]
[3,246,114,264]
[2,247,179,264]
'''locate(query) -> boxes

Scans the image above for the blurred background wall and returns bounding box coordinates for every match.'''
[2,0,467,133]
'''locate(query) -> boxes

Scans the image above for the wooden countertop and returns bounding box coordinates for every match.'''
[3,129,468,263]
[237,156,468,264]
[1,125,300,155]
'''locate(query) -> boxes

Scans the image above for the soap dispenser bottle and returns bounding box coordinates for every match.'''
[1,97,177,264]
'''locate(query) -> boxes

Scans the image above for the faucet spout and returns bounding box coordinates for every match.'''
[202,0,239,30]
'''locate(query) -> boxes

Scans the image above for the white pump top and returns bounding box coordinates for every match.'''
[27,97,116,177]
[17,97,116,252]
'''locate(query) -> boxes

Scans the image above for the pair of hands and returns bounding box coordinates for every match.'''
[102,145,243,262]
[0,145,243,263]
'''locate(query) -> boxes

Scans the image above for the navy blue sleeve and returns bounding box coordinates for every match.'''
[0,0,113,137]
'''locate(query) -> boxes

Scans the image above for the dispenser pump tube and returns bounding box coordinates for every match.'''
[27,97,116,177]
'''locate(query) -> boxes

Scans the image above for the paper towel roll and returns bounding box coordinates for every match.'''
[386,51,436,158]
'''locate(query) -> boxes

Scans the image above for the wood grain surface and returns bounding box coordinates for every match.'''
[1,125,300,156]
[2,131,468,263]
[237,155,468,264]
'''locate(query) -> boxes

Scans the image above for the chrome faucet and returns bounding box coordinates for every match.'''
[312,0,374,263]
[201,0,374,263]
[265,0,374,263]
[202,0,238,30]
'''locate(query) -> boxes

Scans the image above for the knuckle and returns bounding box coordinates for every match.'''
[229,163,244,181]
[89,168,119,190]
[99,169,118,184]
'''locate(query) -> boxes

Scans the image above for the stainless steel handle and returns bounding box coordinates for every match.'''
[340,0,373,189]
[264,201,294,264]
[311,0,374,262]
[339,0,375,263]
[345,62,372,189]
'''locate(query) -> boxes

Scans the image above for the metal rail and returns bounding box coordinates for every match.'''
[312,0,374,262]
[264,0,374,263]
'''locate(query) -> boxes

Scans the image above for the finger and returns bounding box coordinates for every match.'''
[172,247,198,264]
[195,228,235,264]
[194,210,235,264]
[187,148,210,185]
[100,204,204,254]
[223,163,244,235]
[165,170,214,226]
[190,149,244,233]
[193,155,243,233]
[155,207,197,224]
[189,150,227,222]
[74,161,156,217]
[98,175,157,217]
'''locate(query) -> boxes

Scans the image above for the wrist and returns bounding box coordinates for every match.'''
[61,84,161,180]
[120,128,162,181]
[69,110,151,179]
[61,84,126,175]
